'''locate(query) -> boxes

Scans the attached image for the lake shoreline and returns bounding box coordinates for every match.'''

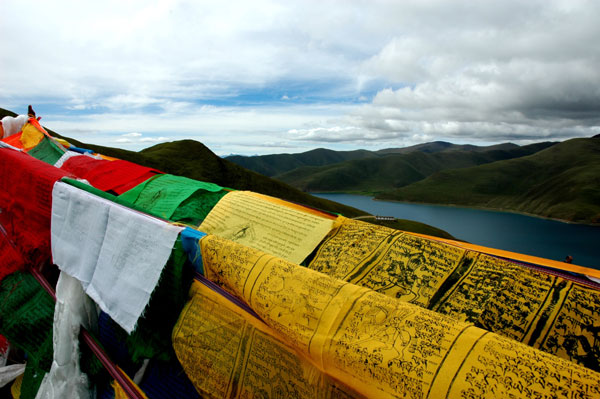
[310,191,600,227]
[312,192,600,268]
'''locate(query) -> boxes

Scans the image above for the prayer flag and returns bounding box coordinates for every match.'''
[200,191,335,264]
[197,234,600,399]
[61,157,162,194]
[51,182,183,333]
[119,174,226,224]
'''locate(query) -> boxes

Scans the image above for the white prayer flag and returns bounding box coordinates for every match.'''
[51,181,183,333]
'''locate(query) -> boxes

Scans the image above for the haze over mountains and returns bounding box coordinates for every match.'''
[227,138,600,224]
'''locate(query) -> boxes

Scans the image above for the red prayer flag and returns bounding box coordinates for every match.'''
[1,131,25,149]
[0,334,7,354]
[0,148,73,269]
[0,231,24,283]
[61,157,162,194]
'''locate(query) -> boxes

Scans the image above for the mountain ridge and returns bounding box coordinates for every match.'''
[225,140,552,178]
[226,148,378,177]
[273,142,556,193]
[375,141,522,155]
[377,137,600,224]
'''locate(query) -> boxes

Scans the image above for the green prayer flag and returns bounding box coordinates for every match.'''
[119,174,226,223]
[0,272,54,372]
[27,136,65,165]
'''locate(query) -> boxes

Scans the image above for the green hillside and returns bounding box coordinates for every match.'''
[226,141,551,178]
[377,137,600,224]
[226,148,377,177]
[0,108,17,118]
[74,141,455,237]
[0,107,454,238]
[276,143,554,193]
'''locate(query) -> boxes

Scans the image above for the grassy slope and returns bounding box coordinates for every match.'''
[378,137,600,223]
[226,148,377,177]
[276,143,555,193]
[0,108,454,238]
[62,138,370,219]
[0,108,17,118]
[226,141,540,178]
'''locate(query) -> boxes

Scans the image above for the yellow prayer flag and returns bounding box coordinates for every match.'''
[173,281,360,398]
[19,123,45,150]
[309,217,600,372]
[198,234,600,399]
[199,191,335,264]
[53,138,71,148]
[309,217,468,307]
[11,373,23,398]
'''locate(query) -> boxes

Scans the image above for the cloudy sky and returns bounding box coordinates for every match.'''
[1,0,599,155]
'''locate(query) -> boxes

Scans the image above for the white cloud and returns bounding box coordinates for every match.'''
[111,132,169,146]
[1,0,599,154]
[42,103,351,154]
[289,126,364,142]
[139,136,169,143]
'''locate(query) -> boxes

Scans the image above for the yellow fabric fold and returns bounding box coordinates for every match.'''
[410,232,600,278]
[20,123,45,150]
[54,138,71,148]
[111,369,148,399]
[195,234,600,399]
[246,191,338,219]
[11,373,23,398]
[173,281,360,398]
[308,217,600,371]
[199,191,335,264]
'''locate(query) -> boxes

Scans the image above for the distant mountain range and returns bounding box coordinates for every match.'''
[226,141,557,192]
[226,139,600,224]
[226,141,555,183]
[226,148,379,177]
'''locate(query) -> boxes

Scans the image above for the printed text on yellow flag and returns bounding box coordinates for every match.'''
[194,234,600,399]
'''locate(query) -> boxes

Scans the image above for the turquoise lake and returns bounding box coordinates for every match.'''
[314,193,600,270]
